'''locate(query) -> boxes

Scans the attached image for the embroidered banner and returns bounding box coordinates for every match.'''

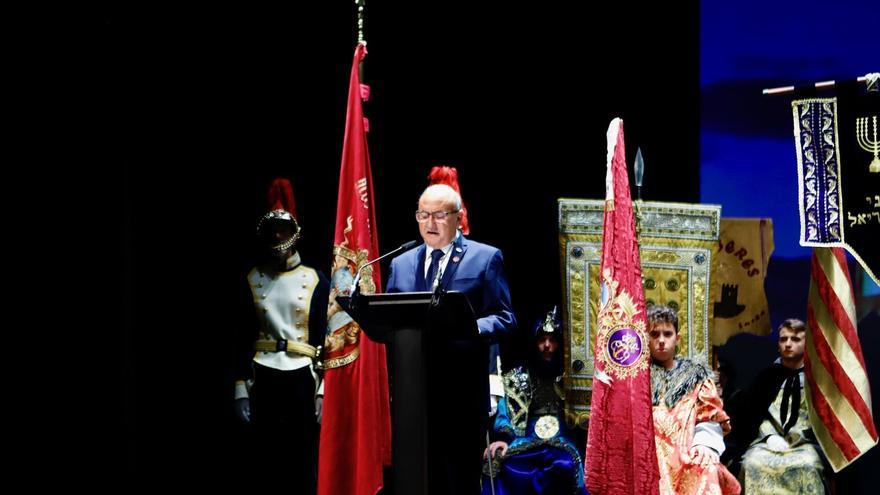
[583,118,660,495]
[318,42,391,495]
[712,218,774,343]
[793,83,879,284]
[558,199,720,424]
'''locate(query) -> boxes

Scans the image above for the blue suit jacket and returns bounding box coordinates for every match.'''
[386,235,516,372]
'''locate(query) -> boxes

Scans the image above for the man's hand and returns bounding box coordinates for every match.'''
[315,396,324,424]
[484,441,509,459]
[234,398,251,424]
[766,434,789,452]
[689,445,719,467]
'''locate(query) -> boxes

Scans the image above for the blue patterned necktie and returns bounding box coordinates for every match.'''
[425,249,444,289]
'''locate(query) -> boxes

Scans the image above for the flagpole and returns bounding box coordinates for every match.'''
[356,0,366,81]
[762,72,878,95]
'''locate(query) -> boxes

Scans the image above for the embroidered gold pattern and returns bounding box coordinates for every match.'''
[595,269,649,380]
[534,416,560,439]
[559,199,719,423]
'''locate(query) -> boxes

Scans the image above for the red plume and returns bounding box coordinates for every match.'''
[428,165,469,235]
[267,178,297,219]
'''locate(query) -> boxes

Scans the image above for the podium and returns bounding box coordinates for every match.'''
[339,291,486,495]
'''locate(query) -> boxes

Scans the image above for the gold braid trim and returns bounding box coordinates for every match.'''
[323,346,360,369]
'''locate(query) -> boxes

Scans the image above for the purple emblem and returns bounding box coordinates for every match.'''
[607,328,642,367]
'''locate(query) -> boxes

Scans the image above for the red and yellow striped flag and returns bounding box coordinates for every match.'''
[805,247,878,472]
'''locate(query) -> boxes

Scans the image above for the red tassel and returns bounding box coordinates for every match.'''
[428,165,469,235]
[267,178,297,219]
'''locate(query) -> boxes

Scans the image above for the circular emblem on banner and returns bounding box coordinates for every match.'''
[534,415,560,439]
[606,328,642,367]
[596,274,650,380]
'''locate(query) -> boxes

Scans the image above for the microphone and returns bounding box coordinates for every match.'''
[350,240,418,295]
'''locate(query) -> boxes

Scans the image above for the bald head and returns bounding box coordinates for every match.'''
[417,184,462,248]
[419,184,462,211]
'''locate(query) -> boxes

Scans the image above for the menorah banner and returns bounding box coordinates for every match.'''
[558,199,721,427]
[792,81,880,284]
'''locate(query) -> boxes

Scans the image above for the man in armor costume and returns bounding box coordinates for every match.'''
[482,307,587,495]
[232,178,329,494]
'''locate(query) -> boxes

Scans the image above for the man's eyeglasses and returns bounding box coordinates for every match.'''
[415,210,459,222]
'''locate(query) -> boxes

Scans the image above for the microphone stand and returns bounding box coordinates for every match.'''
[429,266,446,308]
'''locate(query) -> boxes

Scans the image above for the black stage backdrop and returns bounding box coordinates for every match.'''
[99,1,700,485]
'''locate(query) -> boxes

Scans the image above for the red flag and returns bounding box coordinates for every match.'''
[584,118,660,494]
[805,247,878,472]
[318,42,391,495]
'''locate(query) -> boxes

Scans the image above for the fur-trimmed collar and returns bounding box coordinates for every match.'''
[651,358,712,408]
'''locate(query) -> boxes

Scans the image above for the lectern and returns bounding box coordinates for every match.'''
[339,291,486,495]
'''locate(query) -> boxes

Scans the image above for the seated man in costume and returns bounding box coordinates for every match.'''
[481,307,587,495]
[648,304,741,495]
[736,318,828,494]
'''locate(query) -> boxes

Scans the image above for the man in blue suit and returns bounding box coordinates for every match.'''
[387,183,516,494]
